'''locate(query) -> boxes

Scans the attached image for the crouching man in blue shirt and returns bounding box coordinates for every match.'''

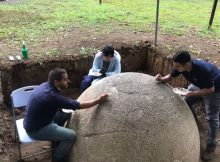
[155,51,220,161]
[23,68,109,162]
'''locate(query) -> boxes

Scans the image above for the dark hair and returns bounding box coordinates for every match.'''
[102,44,114,57]
[172,51,191,64]
[48,68,67,83]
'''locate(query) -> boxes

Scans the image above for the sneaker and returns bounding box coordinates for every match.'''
[201,149,214,161]
[201,145,216,161]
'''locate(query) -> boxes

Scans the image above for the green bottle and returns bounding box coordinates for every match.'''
[22,41,28,60]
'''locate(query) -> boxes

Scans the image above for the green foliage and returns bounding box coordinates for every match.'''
[0,0,219,44]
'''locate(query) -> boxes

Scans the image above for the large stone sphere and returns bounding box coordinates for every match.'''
[68,72,200,162]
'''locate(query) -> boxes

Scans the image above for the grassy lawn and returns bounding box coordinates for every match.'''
[0,0,219,46]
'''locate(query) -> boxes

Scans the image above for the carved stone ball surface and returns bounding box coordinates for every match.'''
[68,72,200,162]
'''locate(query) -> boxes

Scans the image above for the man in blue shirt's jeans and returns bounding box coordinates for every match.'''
[155,51,220,161]
[23,68,109,162]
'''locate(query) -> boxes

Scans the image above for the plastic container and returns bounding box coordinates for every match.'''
[22,41,28,60]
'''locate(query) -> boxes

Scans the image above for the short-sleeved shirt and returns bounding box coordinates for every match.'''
[23,82,80,132]
[170,60,220,92]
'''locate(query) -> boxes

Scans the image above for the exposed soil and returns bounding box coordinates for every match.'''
[0,27,220,162]
[29,29,220,67]
[0,28,220,67]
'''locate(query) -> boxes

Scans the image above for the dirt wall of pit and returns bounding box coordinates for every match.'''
[0,42,188,105]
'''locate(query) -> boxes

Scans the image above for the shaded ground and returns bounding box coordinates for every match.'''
[0,28,219,162]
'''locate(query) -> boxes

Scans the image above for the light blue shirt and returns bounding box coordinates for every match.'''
[89,50,121,77]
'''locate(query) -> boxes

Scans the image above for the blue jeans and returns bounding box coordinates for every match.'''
[27,111,76,162]
[91,76,105,85]
[185,84,220,148]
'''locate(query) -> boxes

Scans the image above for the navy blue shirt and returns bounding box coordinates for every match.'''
[23,82,80,132]
[170,60,220,92]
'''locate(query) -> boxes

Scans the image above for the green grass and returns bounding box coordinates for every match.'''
[0,0,219,45]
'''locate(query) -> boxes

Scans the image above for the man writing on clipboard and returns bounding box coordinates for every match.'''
[80,44,121,92]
